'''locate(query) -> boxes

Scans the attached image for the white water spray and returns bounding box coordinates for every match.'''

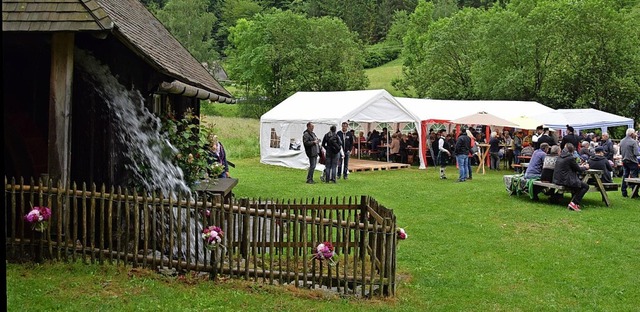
[75,49,190,196]
[76,49,208,263]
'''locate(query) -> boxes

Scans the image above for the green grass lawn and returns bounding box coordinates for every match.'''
[7,157,640,311]
[364,58,410,97]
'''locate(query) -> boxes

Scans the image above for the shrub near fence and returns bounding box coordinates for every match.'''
[4,177,398,297]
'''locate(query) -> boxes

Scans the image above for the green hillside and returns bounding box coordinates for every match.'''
[364,58,409,97]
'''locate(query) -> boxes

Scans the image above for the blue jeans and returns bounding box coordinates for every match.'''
[338,150,350,177]
[456,154,469,181]
[514,149,521,164]
[324,153,340,182]
[621,161,639,195]
[307,156,317,182]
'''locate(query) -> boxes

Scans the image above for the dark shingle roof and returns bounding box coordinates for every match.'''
[2,0,113,31]
[96,0,232,99]
[2,0,233,101]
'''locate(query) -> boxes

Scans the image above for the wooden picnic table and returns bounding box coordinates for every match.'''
[532,169,617,207]
[625,177,640,198]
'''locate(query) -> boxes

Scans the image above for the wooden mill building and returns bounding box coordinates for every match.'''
[2,0,235,187]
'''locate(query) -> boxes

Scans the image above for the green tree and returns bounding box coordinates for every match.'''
[393,0,435,97]
[396,2,480,98]
[472,8,536,99]
[527,0,639,122]
[225,9,368,108]
[216,0,263,56]
[155,0,219,65]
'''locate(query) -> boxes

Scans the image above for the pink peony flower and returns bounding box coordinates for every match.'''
[202,225,224,250]
[24,206,51,232]
[313,241,337,265]
[397,228,407,240]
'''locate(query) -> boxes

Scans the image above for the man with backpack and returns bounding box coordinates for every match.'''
[322,125,343,183]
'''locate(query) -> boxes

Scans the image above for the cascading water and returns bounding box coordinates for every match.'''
[74,49,189,196]
[75,49,207,264]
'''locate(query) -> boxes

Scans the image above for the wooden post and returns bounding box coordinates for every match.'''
[48,32,74,186]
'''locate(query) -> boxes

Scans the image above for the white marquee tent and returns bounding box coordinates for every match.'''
[397,98,555,168]
[260,89,420,170]
[532,108,634,134]
[397,98,555,124]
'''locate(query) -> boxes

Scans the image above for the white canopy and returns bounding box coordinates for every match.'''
[397,98,555,123]
[397,98,554,168]
[532,108,634,133]
[260,89,420,170]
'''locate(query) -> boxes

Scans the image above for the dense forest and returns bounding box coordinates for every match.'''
[142,0,640,122]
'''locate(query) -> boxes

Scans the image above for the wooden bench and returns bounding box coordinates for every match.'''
[532,180,619,206]
[625,177,640,198]
[511,163,523,173]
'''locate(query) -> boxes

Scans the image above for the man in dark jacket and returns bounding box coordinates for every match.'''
[553,143,589,211]
[322,125,343,183]
[588,147,613,183]
[454,128,471,182]
[537,128,556,148]
[336,122,354,180]
[303,122,321,184]
[560,125,580,150]
[600,133,614,161]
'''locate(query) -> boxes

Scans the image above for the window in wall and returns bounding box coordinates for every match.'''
[429,123,446,132]
[403,123,417,134]
[349,121,363,133]
[270,128,281,148]
[375,122,393,132]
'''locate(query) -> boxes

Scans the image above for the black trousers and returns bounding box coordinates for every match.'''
[569,182,590,205]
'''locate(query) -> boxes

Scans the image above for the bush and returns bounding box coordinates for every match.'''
[161,109,216,187]
[364,42,401,69]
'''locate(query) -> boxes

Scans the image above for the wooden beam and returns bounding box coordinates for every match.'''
[48,32,75,186]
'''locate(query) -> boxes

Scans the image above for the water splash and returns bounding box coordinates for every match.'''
[75,49,207,263]
[74,49,190,196]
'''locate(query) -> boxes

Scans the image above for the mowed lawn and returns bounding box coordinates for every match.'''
[364,58,407,97]
[7,157,640,311]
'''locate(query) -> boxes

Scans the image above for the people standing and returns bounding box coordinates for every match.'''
[553,143,589,211]
[466,129,476,180]
[600,133,614,161]
[560,125,579,150]
[619,128,639,197]
[537,127,556,148]
[434,130,451,179]
[489,132,501,170]
[207,135,230,178]
[303,122,321,184]
[454,128,471,182]
[322,125,343,183]
[532,126,544,149]
[513,131,523,167]
[336,122,354,180]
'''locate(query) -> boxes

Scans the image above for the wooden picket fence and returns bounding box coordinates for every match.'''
[4,177,398,297]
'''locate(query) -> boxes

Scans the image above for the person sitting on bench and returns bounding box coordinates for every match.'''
[524,143,550,180]
[553,143,589,211]
[588,146,613,184]
[531,145,560,201]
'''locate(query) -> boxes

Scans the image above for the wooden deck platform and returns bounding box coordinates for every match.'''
[348,159,411,172]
